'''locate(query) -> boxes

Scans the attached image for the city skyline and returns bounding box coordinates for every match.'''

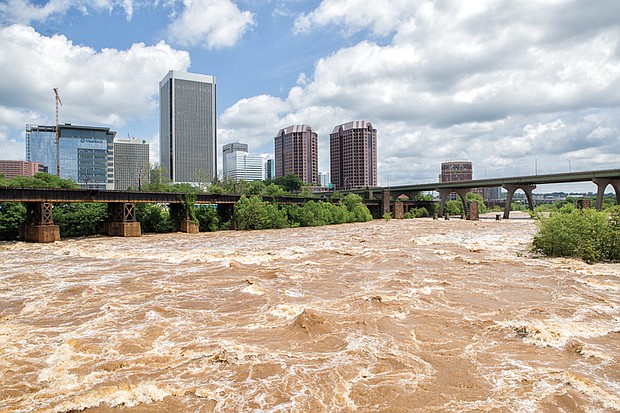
[0,1,619,193]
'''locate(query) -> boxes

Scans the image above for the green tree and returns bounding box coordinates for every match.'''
[0,203,26,240]
[445,199,463,215]
[264,183,287,197]
[272,174,303,193]
[532,206,609,263]
[325,202,349,224]
[53,203,107,237]
[5,172,78,189]
[234,195,270,230]
[195,205,220,232]
[600,206,620,261]
[247,180,266,196]
[136,204,173,233]
[342,193,372,222]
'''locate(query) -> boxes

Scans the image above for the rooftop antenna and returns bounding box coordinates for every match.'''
[53,88,63,176]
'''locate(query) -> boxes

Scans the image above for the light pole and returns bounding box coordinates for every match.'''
[566,159,572,173]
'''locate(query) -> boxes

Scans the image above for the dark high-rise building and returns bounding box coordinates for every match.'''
[160,70,216,185]
[265,158,275,180]
[330,121,377,190]
[223,142,248,157]
[274,125,318,185]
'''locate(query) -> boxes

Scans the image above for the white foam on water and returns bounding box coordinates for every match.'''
[48,382,179,413]
[269,304,307,320]
[242,284,267,295]
[498,316,620,350]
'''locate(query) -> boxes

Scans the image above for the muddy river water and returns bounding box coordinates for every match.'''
[1,214,619,412]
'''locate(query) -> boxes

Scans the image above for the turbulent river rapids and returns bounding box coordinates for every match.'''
[1,213,619,412]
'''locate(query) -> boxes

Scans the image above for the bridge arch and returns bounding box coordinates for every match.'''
[437,188,471,218]
[593,178,620,210]
[502,184,536,219]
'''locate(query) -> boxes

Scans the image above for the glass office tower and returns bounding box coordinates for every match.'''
[159,70,217,185]
[26,124,115,189]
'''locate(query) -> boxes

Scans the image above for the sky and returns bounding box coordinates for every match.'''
[0,0,619,193]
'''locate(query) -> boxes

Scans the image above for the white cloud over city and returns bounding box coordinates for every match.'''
[168,0,256,49]
[0,0,618,191]
[218,0,620,184]
[0,23,189,156]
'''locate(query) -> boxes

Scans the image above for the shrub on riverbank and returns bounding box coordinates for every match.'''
[233,193,372,230]
[53,203,107,237]
[532,205,620,263]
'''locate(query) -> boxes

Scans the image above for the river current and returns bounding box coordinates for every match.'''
[1,213,619,412]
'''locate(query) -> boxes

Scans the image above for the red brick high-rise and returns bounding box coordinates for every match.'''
[330,121,377,190]
[274,125,318,185]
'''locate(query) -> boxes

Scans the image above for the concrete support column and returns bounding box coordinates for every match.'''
[394,201,404,219]
[382,189,391,216]
[467,200,479,221]
[593,178,620,210]
[455,189,471,219]
[437,189,452,217]
[502,184,536,219]
[20,202,60,243]
[105,202,141,237]
[170,203,199,233]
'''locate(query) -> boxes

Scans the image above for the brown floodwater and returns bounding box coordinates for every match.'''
[1,213,619,412]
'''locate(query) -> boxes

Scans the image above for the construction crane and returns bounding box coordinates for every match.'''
[53,88,63,176]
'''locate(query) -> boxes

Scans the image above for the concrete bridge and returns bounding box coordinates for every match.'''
[356,168,620,219]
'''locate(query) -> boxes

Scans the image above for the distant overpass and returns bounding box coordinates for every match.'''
[347,168,620,218]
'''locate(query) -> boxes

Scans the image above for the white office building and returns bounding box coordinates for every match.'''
[222,143,264,182]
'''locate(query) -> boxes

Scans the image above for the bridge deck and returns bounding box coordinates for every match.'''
[357,168,620,193]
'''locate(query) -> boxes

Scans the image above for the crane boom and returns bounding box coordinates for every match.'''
[53,88,63,176]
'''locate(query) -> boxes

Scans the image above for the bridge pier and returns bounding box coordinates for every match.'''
[20,202,60,243]
[382,189,391,217]
[104,202,141,237]
[503,184,536,219]
[593,178,620,210]
[170,204,199,233]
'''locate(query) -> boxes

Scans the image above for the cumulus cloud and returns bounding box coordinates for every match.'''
[220,0,620,184]
[168,0,255,49]
[294,0,414,36]
[0,0,137,24]
[0,24,190,158]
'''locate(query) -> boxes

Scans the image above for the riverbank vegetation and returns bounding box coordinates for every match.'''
[532,205,620,263]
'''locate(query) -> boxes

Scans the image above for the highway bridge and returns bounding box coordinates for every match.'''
[349,168,620,218]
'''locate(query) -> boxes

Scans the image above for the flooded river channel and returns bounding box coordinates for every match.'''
[1,214,619,412]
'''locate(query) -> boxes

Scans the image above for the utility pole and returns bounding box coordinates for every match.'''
[53,88,63,176]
